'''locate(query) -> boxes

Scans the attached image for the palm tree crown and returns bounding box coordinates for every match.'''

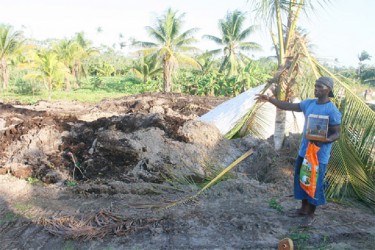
[135,8,200,92]
[203,10,261,75]
[0,24,24,90]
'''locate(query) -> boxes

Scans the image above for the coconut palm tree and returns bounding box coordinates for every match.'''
[245,0,323,150]
[132,53,162,84]
[203,10,262,76]
[71,32,98,88]
[230,0,375,206]
[134,8,201,92]
[24,49,69,100]
[53,39,79,91]
[0,24,24,90]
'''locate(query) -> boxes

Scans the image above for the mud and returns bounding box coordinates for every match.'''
[0,93,374,249]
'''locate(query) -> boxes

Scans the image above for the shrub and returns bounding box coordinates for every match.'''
[13,79,43,95]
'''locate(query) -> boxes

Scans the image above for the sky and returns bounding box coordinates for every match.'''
[2,0,374,67]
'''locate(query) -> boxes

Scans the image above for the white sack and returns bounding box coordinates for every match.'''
[198,84,266,135]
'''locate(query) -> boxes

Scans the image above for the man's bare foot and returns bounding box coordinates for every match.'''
[286,208,308,217]
[298,215,315,228]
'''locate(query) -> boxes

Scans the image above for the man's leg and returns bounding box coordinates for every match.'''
[307,203,316,215]
[288,156,310,217]
[298,202,316,227]
[300,199,309,214]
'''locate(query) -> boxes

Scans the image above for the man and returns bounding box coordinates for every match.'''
[256,76,341,227]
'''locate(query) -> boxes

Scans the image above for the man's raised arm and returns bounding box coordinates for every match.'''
[255,94,302,112]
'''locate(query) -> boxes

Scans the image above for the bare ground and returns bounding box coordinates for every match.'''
[0,93,374,250]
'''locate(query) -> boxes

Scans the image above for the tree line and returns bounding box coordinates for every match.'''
[0,9,276,99]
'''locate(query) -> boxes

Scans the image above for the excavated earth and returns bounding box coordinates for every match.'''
[0,92,374,250]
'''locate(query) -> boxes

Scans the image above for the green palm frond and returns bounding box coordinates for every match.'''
[247,0,374,206]
[0,25,24,57]
[202,35,223,45]
[238,41,262,50]
[135,8,199,92]
[177,45,200,53]
[327,138,375,207]
[203,10,261,75]
[301,60,375,206]
[145,26,166,43]
[175,53,201,69]
[235,53,375,206]
[313,60,375,172]
[162,149,254,210]
[238,25,258,40]
[175,28,200,43]
[132,53,163,83]
[236,102,275,139]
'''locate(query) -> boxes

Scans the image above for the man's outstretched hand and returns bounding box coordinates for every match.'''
[255,94,270,102]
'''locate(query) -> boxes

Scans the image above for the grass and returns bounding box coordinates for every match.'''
[65,180,77,187]
[62,240,75,250]
[14,203,32,213]
[0,89,128,104]
[0,212,20,224]
[0,76,161,104]
[269,198,284,212]
[284,230,333,250]
[288,231,311,250]
[26,177,41,185]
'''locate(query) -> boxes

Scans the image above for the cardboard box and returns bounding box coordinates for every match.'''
[305,114,329,141]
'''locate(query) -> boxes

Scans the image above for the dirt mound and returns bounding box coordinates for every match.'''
[1,93,289,186]
[1,92,294,190]
[1,93,374,249]
[0,93,230,183]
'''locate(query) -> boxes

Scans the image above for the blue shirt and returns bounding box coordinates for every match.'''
[298,99,342,164]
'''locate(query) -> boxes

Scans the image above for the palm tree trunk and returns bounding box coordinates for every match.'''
[1,58,9,90]
[163,57,172,92]
[72,66,79,89]
[48,78,53,101]
[65,77,71,91]
[144,75,147,85]
[275,0,284,66]
[274,108,286,150]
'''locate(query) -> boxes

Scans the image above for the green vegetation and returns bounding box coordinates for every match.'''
[203,10,261,75]
[65,180,78,187]
[290,231,310,250]
[134,8,200,93]
[268,198,283,212]
[161,163,233,192]
[62,241,75,250]
[14,203,32,213]
[0,212,20,224]
[26,177,41,185]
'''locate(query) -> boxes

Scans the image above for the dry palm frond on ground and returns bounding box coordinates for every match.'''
[39,209,159,240]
